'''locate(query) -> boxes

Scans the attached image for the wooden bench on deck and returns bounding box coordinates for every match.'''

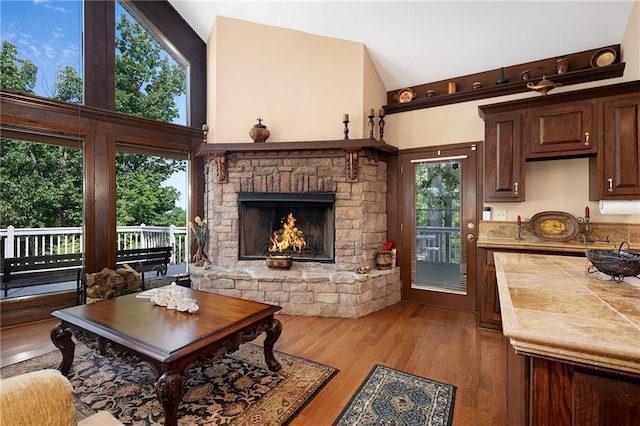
[2,253,84,297]
[3,246,172,300]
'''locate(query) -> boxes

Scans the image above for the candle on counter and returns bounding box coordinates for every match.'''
[343,114,349,122]
[369,108,375,116]
[517,215,521,225]
[585,206,590,218]
[378,109,384,117]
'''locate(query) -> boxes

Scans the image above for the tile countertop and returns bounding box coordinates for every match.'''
[494,252,640,375]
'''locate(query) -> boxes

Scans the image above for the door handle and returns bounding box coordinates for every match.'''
[584,132,590,145]
[608,178,613,192]
[467,234,475,241]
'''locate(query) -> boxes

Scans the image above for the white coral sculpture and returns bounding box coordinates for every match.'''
[150,283,199,313]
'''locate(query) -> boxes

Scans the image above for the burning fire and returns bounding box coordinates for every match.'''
[269,213,306,254]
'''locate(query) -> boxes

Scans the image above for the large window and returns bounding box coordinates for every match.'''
[1,0,205,296]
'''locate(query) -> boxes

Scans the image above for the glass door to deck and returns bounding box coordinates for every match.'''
[400,144,478,311]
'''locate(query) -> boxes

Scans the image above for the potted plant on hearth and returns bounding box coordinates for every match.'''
[266,213,306,269]
[374,241,395,270]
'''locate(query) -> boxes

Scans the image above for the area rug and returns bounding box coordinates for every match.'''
[1,343,337,425]
[333,365,456,426]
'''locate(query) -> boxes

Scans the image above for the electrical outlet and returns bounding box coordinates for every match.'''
[494,210,507,221]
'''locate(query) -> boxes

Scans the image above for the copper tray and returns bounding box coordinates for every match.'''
[529,211,579,242]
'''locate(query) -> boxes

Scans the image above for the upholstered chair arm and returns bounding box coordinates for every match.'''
[0,369,77,425]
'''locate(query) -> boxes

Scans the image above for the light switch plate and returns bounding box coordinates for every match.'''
[494,210,507,221]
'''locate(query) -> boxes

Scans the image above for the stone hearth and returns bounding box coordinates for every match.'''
[191,139,401,318]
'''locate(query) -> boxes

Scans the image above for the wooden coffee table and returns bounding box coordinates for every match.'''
[50,288,282,426]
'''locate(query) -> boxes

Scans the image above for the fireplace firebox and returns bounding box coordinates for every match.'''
[238,193,335,262]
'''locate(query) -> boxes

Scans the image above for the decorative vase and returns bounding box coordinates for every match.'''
[374,251,393,270]
[266,255,292,269]
[249,118,270,143]
[193,243,208,266]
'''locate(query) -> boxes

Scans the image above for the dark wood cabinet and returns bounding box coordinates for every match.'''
[506,345,640,426]
[590,92,640,199]
[483,111,524,202]
[527,99,597,158]
[478,248,502,330]
[480,81,640,203]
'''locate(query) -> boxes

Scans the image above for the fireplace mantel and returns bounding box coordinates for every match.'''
[195,138,398,183]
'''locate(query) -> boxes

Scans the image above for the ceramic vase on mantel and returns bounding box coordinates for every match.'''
[266,255,292,269]
[249,118,270,143]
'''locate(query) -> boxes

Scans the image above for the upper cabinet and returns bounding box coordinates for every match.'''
[484,112,524,202]
[590,93,640,199]
[526,100,597,158]
[480,81,640,203]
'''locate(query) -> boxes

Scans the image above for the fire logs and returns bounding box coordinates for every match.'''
[85,264,142,303]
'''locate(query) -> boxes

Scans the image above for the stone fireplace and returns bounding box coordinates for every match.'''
[190,139,401,318]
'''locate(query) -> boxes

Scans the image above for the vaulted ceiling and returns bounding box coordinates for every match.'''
[167,1,636,91]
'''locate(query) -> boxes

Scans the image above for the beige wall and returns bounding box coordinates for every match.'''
[206,12,639,224]
[206,17,384,143]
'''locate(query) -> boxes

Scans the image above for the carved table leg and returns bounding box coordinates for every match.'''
[263,318,282,372]
[50,323,75,375]
[155,370,184,426]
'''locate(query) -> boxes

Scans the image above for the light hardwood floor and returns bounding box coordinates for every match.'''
[0,301,507,425]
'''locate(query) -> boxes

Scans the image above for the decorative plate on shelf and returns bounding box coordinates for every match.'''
[590,48,617,68]
[529,211,579,242]
[394,88,416,103]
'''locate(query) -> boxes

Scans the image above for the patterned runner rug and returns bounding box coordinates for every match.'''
[333,365,456,426]
[1,343,337,425]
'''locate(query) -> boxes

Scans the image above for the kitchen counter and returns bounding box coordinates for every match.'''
[494,252,640,374]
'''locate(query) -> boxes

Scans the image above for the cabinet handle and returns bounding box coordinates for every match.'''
[514,182,519,195]
[607,178,613,192]
[584,132,590,146]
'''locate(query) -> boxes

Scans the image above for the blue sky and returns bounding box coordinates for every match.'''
[1,0,82,97]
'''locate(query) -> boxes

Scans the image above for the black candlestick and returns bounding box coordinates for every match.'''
[368,114,375,139]
[378,113,385,142]
[343,120,350,140]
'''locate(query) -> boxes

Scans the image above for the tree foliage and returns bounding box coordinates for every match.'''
[0,11,187,229]
[115,14,185,122]
[0,40,37,93]
[416,163,460,227]
[52,66,82,104]
[0,140,83,228]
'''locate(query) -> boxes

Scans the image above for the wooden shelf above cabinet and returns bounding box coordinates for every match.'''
[384,63,625,115]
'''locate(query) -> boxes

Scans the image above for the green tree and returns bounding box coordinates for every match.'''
[0,140,83,228]
[0,40,37,93]
[115,153,184,226]
[115,13,185,122]
[52,65,82,104]
[416,163,460,227]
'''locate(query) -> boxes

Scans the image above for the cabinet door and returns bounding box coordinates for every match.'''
[527,100,597,158]
[597,93,640,199]
[484,111,524,202]
[478,249,502,330]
